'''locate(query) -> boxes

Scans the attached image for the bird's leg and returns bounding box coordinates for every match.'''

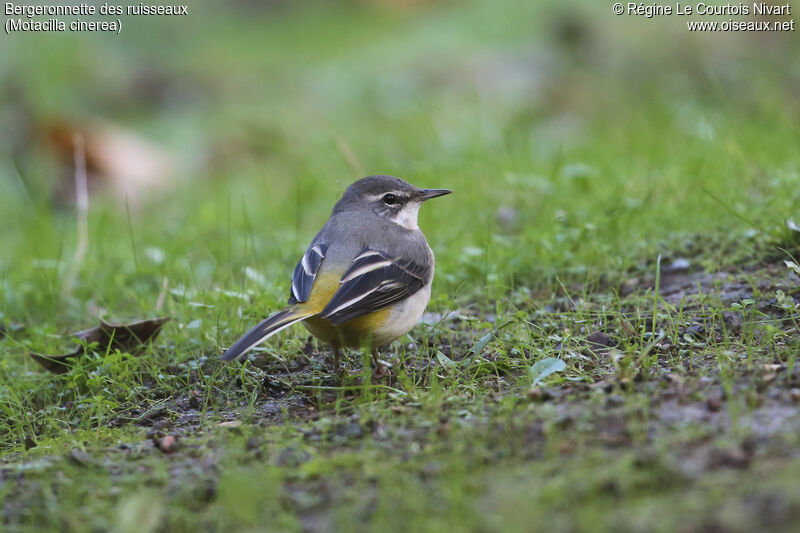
[371,348,391,381]
[332,346,343,377]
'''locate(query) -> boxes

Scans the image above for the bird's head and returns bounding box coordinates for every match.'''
[333,175,452,230]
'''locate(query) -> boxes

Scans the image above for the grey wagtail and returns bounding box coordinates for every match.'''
[221,175,451,377]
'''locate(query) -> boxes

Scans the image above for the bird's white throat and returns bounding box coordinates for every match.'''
[392,202,422,230]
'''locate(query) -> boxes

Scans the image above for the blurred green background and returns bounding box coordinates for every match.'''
[2,0,798,330]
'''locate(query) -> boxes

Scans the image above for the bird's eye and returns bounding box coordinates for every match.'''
[382,194,398,206]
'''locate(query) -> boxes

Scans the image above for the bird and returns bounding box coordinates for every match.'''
[221,175,451,378]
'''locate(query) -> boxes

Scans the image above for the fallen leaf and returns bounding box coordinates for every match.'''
[466,319,516,362]
[470,328,493,346]
[29,317,170,374]
[45,119,175,207]
[28,347,84,374]
[436,350,456,369]
[217,420,242,428]
[529,357,567,386]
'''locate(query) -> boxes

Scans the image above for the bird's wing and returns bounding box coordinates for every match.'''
[319,248,430,325]
[288,243,328,304]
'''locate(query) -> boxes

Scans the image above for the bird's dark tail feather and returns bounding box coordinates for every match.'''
[221,306,311,361]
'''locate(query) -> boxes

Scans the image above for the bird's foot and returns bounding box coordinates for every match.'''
[371,364,392,382]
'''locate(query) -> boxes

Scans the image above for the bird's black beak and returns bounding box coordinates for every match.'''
[417,188,452,201]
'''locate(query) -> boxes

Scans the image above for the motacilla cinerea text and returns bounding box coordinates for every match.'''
[221,175,451,377]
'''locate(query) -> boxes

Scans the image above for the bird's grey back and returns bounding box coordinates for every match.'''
[313,211,433,282]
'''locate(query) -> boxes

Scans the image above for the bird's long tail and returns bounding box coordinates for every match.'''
[221,306,313,361]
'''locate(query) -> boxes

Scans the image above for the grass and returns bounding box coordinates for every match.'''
[2,0,800,531]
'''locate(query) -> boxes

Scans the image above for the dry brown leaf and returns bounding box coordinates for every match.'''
[45,119,175,207]
[29,317,170,374]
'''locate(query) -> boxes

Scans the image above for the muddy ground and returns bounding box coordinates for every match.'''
[2,261,800,531]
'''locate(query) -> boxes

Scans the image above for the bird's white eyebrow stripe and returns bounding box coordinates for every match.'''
[366,191,406,201]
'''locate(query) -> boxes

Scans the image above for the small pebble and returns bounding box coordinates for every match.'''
[245,437,262,451]
[761,372,777,385]
[606,395,625,407]
[706,395,722,412]
[158,435,177,453]
[68,449,91,466]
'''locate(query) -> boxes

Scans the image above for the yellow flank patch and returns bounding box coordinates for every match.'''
[303,308,392,348]
[298,270,343,314]
[295,266,394,347]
